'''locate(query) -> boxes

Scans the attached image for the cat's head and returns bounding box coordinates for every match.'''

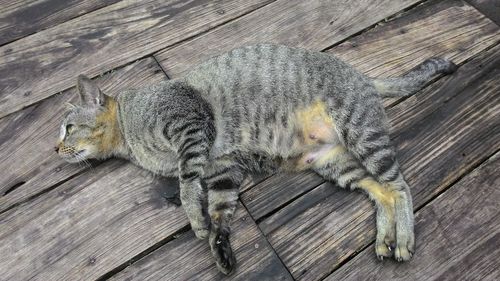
[56,75,122,163]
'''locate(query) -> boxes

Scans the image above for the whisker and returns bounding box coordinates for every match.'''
[75,152,94,171]
[74,153,84,168]
[73,152,87,168]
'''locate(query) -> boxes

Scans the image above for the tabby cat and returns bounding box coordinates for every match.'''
[56,44,456,274]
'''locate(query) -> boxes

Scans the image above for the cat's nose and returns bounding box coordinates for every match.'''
[54,146,60,153]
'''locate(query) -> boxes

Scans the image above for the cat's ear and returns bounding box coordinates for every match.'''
[76,75,105,106]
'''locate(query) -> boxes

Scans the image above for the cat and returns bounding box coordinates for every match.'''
[56,43,456,274]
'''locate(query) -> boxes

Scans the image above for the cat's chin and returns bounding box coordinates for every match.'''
[63,157,84,163]
[61,149,92,163]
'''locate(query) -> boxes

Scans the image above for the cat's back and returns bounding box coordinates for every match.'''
[185,44,361,97]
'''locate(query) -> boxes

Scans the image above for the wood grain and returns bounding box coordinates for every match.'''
[466,0,500,25]
[155,0,422,78]
[261,43,500,280]
[325,152,500,281]
[330,0,500,78]
[240,173,272,193]
[239,0,500,223]
[0,0,274,118]
[259,181,347,236]
[110,203,293,281]
[0,0,121,46]
[0,159,189,281]
[0,57,166,213]
[0,0,498,279]
[240,171,324,220]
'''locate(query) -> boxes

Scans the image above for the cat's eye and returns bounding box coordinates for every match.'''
[66,124,75,135]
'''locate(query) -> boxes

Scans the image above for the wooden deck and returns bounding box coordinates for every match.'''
[0,0,499,280]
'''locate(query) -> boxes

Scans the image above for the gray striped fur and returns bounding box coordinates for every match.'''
[57,44,456,274]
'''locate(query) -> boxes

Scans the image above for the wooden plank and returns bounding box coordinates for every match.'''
[330,0,500,78]
[0,0,274,118]
[0,0,121,46]
[155,0,423,78]
[0,57,166,213]
[260,43,500,280]
[0,159,189,281]
[110,203,294,281]
[239,0,500,222]
[240,171,324,220]
[325,152,500,281]
[466,0,500,25]
[240,173,272,193]
[259,182,345,235]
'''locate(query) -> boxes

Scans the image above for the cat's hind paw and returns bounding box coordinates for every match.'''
[394,237,414,262]
[375,243,393,260]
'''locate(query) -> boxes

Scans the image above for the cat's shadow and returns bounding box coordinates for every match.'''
[150,177,182,207]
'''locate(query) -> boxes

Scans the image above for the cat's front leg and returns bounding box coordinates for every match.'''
[179,176,209,239]
[163,90,216,239]
[175,134,213,240]
[207,181,238,275]
[205,168,241,275]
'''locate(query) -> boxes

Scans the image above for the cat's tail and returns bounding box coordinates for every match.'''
[372,58,457,98]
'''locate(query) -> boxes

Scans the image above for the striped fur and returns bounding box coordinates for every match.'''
[58,44,456,274]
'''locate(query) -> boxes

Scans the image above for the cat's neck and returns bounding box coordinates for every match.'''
[101,96,130,159]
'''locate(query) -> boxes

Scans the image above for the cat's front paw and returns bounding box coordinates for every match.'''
[210,231,236,275]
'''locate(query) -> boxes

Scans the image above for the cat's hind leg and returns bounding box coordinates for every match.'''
[205,169,241,275]
[334,99,414,261]
[310,146,398,260]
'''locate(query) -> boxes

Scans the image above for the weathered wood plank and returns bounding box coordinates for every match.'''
[259,181,345,236]
[260,43,500,280]
[0,0,121,46]
[325,152,500,281]
[0,159,188,281]
[330,0,500,78]
[240,171,324,220]
[0,0,274,118]
[0,57,166,213]
[466,0,500,25]
[110,203,293,281]
[240,0,500,222]
[155,0,422,78]
[240,173,272,193]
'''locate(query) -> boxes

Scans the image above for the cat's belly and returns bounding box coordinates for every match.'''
[262,100,345,171]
